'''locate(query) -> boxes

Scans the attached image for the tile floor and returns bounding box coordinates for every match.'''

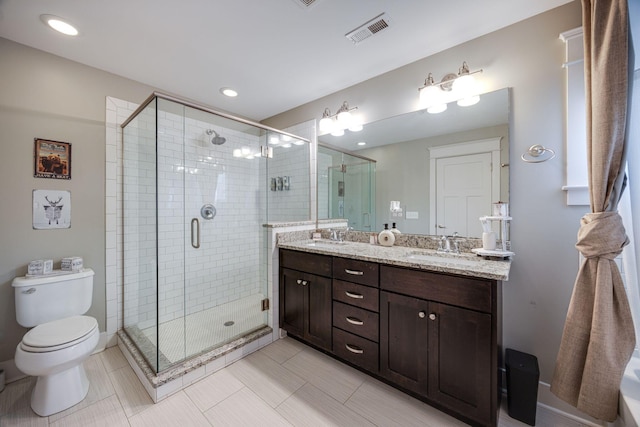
[0,337,588,427]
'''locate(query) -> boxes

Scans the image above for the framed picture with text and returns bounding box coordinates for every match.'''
[34,138,71,179]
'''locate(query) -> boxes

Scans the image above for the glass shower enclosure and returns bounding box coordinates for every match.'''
[121,93,309,373]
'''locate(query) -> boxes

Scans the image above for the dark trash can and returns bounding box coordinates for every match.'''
[505,348,539,426]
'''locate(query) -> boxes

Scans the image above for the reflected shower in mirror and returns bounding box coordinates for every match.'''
[317,145,376,231]
[318,88,510,238]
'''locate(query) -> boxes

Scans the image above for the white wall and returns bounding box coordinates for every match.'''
[264,0,585,396]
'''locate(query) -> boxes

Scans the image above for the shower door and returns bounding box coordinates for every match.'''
[155,101,269,370]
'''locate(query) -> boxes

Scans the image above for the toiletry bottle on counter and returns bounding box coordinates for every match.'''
[378,223,395,247]
[390,222,401,235]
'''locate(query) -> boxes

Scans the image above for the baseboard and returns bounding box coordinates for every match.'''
[0,358,26,384]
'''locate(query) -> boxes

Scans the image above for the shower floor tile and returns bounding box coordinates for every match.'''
[139,294,266,366]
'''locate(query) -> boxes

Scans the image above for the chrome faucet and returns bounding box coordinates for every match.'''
[438,232,460,254]
[337,227,353,242]
[329,229,339,241]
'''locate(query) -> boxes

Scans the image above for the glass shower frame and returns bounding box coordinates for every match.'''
[121,93,309,373]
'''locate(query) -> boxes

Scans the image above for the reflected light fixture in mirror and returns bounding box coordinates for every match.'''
[419,61,482,113]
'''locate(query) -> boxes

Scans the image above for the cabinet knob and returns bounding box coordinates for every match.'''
[429,313,437,321]
[301,280,308,286]
[296,279,302,285]
[418,311,426,318]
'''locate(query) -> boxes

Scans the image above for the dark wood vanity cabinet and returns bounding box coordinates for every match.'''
[380,265,498,427]
[279,248,500,427]
[331,257,380,373]
[279,250,332,351]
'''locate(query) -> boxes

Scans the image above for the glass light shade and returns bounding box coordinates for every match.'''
[331,127,345,137]
[337,110,352,127]
[452,74,476,98]
[457,95,480,107]
[427,103,447,114]
[348,122,363,132]
[319,116,334,133]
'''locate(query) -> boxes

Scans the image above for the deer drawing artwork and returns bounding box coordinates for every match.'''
[44,196,64,225]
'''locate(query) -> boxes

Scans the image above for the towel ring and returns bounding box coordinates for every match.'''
[521,144,555,163]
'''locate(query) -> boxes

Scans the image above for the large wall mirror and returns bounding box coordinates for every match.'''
[317,88,510,238]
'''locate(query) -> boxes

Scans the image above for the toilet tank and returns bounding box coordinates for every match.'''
[12,268,95,327]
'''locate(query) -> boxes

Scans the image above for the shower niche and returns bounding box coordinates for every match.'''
[121,93,310,373]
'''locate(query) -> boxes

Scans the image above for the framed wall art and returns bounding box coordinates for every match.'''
[33,189,71,229]
[34,138,71,179]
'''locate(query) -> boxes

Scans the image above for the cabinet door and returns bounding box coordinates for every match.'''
[305,273,332,350]
[379,291,429,396]
[280,268,305,338]
[428,302,492,425]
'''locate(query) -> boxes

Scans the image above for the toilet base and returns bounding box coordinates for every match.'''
[31,364,90,416]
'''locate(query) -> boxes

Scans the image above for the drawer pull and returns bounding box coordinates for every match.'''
[346,316,364,326]
[345,344,364,354]
[345,291,364,299]
[344,269,364,276]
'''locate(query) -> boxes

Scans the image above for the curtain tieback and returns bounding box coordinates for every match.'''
[575,212,629,260]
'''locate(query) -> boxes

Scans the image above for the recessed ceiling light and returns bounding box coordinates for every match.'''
[41,15,78,36]
[357,141,366,146]
[220,87,238,97]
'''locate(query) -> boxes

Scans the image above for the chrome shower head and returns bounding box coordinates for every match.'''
[206,129,226,145]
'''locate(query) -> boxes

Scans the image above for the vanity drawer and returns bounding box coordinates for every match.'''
[333,279,379,312]
[333,257,379,287]
[333,301,379,342]
[280,249,332,277]
[380,265,493,313]
[333,327,378,373]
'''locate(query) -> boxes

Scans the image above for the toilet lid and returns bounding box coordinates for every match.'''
[22,315,97,351]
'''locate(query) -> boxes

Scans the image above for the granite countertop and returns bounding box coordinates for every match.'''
[278,239,511,281]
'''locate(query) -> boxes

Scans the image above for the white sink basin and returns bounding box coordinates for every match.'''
[405,252,480,267]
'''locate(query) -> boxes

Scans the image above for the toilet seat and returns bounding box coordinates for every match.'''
[21,316,98,353]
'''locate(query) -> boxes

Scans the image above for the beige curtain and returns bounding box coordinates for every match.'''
[550,0,634,421]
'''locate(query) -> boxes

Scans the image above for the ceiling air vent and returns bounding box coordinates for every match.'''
[291,0,319,9]
[345,13,390,45]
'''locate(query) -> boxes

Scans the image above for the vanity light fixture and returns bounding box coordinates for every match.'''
[318,101,363,136]
[41,15,78,36]
[418,61,483,113]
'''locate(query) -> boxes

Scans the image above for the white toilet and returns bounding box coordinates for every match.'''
[13,268,99,416]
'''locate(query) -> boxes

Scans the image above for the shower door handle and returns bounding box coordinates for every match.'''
[191,218,200,249]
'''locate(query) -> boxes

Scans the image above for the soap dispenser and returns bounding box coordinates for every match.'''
[378,223,395,247]
[390,222,401,235]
